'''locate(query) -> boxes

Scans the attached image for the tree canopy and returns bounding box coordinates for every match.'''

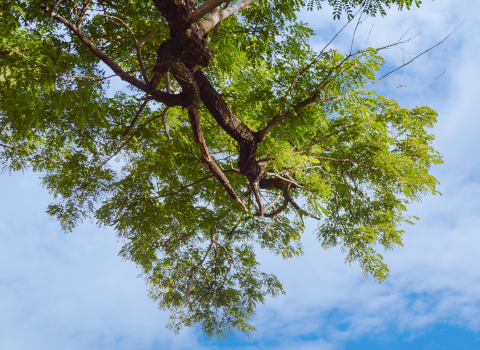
[0,0,441,339]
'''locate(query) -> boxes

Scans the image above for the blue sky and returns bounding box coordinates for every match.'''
[1,1,480,349]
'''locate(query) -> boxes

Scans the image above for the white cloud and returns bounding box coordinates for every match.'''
[0,174,208,350]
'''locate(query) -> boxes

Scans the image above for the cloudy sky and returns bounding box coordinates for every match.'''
[1,1,479,349]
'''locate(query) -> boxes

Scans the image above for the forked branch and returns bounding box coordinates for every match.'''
[76,0,92,29]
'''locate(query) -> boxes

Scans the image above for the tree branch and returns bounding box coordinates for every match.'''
[256,96,337,142]
[40,6,185,107]
[61,74,102,80]
[252,182,264,216]
[263,193,289,218]
[161,174,214,198]
[187,107,248,212]
[159,169,238,198]
[139,19,166,47]
[264,192,283,212]
[97,14,150,84]
[255,188,289,218]
[312,156,380,172]
[82,107,170,195]
[199,0,259,34]
[284,188,320,220]
[267,172,303,188]
[190,0,230,23]
[123,98,148,136]
[297,128,347,153]
[194,70,255,144]
[0,143,57,163]
[76,0,92,29]
[376,29,456,82]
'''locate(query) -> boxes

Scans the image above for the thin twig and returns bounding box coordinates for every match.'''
[123,98,148,136]
[62,74,102,80]
[158,169,239,198]
[139,19,166,48]
[377,25,460,82]
[82,107,170,195]
[298,127,347,153]
[97,14,149,84]
[0,143,57,163]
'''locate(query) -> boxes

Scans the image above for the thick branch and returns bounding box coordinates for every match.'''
[199,0,259,34]
[194,70,255,144]
[187,107,248,211]
[193,70,264,180]
[151,0,198,33]
[190,0,229,23]
[165,62,248,210]
[252,183,264,216]
[76,0,92,29]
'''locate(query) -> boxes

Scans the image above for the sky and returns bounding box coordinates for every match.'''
[1,1,480,349]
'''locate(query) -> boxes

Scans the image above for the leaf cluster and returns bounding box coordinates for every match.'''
[0,0,440,338]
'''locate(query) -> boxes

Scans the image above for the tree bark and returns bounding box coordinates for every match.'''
[150,0,294,211]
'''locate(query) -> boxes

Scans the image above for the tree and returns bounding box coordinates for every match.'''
[0,0,441,339]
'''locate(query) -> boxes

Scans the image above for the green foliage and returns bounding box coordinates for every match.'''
[0,0,440,339]
[306,0,422,19]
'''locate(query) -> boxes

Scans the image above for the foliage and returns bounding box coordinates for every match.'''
[0,0,440,339]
